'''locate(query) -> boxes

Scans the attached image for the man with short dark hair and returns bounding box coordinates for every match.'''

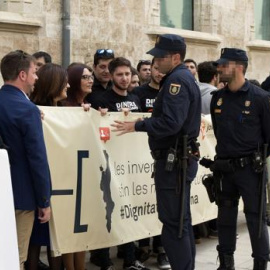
[112,34,201,270]
[32,51,52,70]
[133,58,164,113]
[184,59,197,77]
[98,57,141,112]
[95,57,148,270]
[197,61,219,114]
[211,48,270,270]
[127,67,140,92]
[136,60,151,85]
[85,49,115,109]
[0,50,51,270]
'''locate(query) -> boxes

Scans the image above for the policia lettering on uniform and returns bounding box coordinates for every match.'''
[207,48,270,270]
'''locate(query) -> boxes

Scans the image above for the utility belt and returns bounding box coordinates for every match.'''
[201,157,252,205]
[151,147,199,161]
[151,145,200,173]
[214,156,253,173]
[151,149,172,160]
[151,137,200,174]
[201,149,266,207]
[231,156,253,168]
[214,153,263,173]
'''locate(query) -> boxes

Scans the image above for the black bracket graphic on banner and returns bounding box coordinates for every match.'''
[51,150,89,234]
[74,150,89,233]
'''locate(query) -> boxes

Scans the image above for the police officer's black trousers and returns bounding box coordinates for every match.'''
[154,159,198,270]
[217,164,269,261]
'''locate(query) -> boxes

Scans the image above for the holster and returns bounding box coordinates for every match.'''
[202,174,216,203]
[202,171,223,204]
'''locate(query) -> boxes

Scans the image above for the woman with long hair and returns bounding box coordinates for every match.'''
[26,63,69,270]
[61,63,93,270]
[62,62,93,107]
[31,63,69,106]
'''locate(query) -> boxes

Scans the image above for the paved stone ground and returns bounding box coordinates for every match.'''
[41,211,261,270]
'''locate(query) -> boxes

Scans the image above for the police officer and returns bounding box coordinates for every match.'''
[211,48,270,270]
[112,34,201,270]
[133,58,169,269]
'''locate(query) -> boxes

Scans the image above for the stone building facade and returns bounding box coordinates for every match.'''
[0,0,269,82]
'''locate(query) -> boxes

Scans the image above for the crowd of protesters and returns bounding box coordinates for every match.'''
[0,43,270,270]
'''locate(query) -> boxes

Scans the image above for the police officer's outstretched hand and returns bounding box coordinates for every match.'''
[111,119,141,136]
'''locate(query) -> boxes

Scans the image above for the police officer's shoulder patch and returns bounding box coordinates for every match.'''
[169,83,181,95]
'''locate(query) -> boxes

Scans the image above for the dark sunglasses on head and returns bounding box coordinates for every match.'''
[139,60,151,65]
[16,50,28,59]
[96,49,114,56]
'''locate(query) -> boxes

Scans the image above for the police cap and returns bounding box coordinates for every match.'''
[214,48,248,66]
[147,34,186,57]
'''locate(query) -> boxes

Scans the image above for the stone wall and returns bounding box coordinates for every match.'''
[0,0,269,82]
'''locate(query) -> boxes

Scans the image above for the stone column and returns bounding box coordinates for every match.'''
[145,0,160,26]
[194,0,218,34]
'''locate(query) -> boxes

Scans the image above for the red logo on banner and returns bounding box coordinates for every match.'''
[99,127,110,143]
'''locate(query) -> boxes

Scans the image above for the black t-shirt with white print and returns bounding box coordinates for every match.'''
[132,83,159,112]
[96,89,141,112]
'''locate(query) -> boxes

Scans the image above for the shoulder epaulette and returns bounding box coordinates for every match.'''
[210,90,219,96]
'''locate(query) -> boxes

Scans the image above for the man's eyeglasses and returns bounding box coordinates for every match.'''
[95,49,114,57]
[81,75,94,81]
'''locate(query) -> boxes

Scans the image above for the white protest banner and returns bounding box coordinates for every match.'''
[40,107,217,255]
[0,150,19,270]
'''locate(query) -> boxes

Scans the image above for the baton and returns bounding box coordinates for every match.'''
[258,143,268,238]
[178,135,188,238]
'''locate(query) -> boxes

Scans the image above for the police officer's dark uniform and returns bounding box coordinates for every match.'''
[210,48,270,270]
[133,79,170,269]
[261,75,270,92]
[135,34,201,270]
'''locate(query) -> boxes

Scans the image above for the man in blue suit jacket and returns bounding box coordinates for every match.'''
[0,50,51,270]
